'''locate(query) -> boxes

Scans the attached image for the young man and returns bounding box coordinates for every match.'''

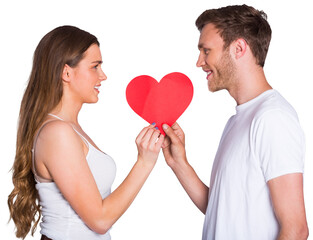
[162,5,309,240]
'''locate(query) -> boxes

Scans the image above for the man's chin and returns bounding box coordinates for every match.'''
[208,85,224,93]
[208,83,218,92]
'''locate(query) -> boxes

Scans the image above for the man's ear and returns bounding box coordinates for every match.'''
[231,38,247,60]
[62,64,71,82]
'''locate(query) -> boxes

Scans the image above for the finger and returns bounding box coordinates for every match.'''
[171,122,181,130]
[136,123,157,143]
[155,134,165,150]
[162,124,180,144]
[148,129,161,146]
[142,128,156,144]
[149,122,157,128]
[168,122,185,145]
[171,122,184,136]
[143,123,159,141]
[136,126,150,143]
[161,134,170,148]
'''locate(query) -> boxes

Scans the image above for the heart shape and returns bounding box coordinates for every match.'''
[126,72,193,135]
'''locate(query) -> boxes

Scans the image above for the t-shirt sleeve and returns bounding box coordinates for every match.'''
[253,109,305,182]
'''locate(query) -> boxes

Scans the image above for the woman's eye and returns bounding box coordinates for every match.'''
[93,64,99,69]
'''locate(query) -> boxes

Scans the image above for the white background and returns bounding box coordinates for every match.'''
[1,0,312,239]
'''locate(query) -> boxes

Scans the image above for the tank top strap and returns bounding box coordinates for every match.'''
[32,114,89,183]
[32,119,58,183]
[47,113,89,147]
[71,127,90,147]
[47,113,63,120]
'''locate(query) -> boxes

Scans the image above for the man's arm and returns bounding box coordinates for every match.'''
[162,123,209,214]
[268,173,309,240]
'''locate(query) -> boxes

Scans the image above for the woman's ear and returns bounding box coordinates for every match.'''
[62,64,71,82]
[231,38,247,60]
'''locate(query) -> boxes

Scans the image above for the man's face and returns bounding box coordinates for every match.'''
[197,23,236,92]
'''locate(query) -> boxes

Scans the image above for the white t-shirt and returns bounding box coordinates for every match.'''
[202,89,305,240]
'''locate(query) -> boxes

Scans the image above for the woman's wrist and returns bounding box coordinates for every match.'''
[136,155,157,170]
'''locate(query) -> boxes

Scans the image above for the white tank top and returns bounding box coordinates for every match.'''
[32,114,116,240]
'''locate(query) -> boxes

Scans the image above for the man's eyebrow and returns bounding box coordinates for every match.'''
[198,44,210,51]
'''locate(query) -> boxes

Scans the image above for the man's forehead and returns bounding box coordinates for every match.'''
[198,24,223,48]
[200,24,220,38]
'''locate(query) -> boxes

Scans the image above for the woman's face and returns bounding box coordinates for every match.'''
[69,44,107,104]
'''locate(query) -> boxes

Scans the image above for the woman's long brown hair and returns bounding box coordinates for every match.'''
[8,25,99,239]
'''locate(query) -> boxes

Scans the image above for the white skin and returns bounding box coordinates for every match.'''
[34,44,165,234]
[162,23,309,239]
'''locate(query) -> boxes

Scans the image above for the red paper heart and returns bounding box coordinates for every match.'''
[126,72,193,135]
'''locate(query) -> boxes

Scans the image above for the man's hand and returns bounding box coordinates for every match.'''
[161,122,209,213]
[162,122,187,169]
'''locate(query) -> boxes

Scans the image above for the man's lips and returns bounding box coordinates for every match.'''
[206,70,213,80]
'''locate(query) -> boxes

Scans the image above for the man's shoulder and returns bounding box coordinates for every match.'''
[252,90,298,122]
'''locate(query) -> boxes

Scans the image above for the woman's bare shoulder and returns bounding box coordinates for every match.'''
[36,120,84,153]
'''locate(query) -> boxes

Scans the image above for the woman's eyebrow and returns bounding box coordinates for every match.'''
[91,60,103,64]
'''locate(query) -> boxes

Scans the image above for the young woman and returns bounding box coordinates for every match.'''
[8,25,164,240]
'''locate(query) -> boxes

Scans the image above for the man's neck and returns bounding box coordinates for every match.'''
[229,66,272,105]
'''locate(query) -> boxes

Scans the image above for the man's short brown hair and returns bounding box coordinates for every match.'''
[196,5,272,67]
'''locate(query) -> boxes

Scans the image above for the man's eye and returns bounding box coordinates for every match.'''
[93,64,99,69]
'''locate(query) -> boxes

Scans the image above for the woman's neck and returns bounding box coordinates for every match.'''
[49,96,82,125]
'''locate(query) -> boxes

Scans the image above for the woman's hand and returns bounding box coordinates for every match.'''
[135,124,165,166]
